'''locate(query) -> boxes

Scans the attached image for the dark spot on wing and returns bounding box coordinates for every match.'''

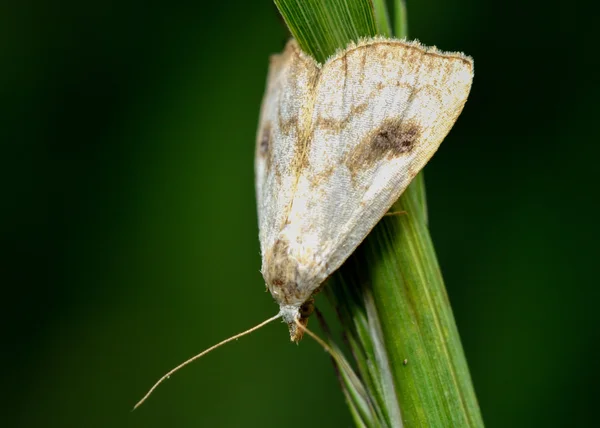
[259,122,271,157]
[258,122,277,177]
[260,134,269,155]
[345,118,421,176]
[372,120,418,155]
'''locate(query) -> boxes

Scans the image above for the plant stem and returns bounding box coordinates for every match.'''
[272,0,484,426]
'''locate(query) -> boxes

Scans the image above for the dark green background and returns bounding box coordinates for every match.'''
[2,1,596,427]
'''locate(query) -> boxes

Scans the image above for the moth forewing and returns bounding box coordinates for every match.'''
[255,37,473,341]
[255,42,320,260]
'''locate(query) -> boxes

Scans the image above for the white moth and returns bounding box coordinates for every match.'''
[133,37,473,408]
[255,37,473,341]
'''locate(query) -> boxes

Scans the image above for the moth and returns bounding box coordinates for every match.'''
[255,37,473,341]
[134,37,473,408]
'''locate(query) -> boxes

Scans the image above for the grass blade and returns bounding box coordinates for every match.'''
[271,0,484,426]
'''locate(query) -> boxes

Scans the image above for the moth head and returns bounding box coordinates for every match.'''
[279,299,314,342]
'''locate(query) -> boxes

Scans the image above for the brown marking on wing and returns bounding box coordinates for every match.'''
[314,100,368,136]
[342,51,348,83]
[420,83,444,106]
[264,238,302,305]
[345,118,421,176]
[287,71,320,182]
[309,165,335,188]
[315,116,344,132]
[278,115,299,136]
[350,101,368,117]
[359,48,367,85]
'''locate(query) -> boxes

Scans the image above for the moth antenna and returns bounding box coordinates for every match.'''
[133,313,281,410]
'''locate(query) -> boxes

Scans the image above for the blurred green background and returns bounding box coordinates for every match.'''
[2,1,596,427]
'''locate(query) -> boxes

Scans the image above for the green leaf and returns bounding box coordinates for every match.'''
[271,0,484,426]
[394,0,409,39]
[273,0,377,63]
[371,0,392,37]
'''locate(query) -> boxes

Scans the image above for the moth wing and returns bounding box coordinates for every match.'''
[254,42,319,257]
[286,39,473,284]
